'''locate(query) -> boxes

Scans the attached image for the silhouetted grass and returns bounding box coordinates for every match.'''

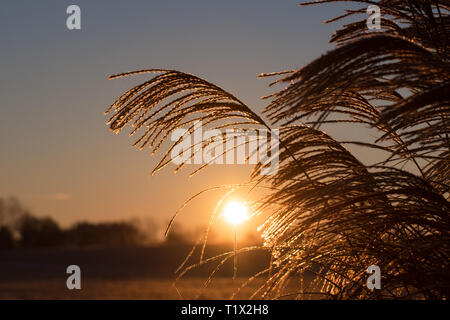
[105,0,449,299]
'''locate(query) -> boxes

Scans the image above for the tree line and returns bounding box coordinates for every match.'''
[0,197,144,249]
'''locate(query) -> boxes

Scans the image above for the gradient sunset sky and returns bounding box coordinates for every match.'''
[1,1,368,232]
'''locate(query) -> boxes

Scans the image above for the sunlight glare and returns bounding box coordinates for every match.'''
[223,201,249,225]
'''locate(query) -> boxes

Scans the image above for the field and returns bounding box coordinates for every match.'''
[0,278,272,300]
[0,245,290,300]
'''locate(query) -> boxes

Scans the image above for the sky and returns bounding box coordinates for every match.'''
[1,0,363,234]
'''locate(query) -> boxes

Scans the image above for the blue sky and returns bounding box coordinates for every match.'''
[0,0,361,229]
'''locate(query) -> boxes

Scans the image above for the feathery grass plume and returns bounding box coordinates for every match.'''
[106,0,449,299]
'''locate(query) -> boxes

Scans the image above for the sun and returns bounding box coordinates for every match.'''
[223,201,249,225]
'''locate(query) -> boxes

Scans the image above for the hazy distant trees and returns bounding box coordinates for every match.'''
[0,196,28,249]
[0,196,29,228]
[0,196,146,249]
[18,215,64,247]
[0,226,14,249]
[67,222,144,247]
[164,222,190,244]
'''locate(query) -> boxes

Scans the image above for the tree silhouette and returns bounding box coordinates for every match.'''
[0,226,14,249]
[67,222,143,247]
[18,215,64,248]
[106,0,449,299]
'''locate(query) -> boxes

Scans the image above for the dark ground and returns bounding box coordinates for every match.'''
[0,244,273,299]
